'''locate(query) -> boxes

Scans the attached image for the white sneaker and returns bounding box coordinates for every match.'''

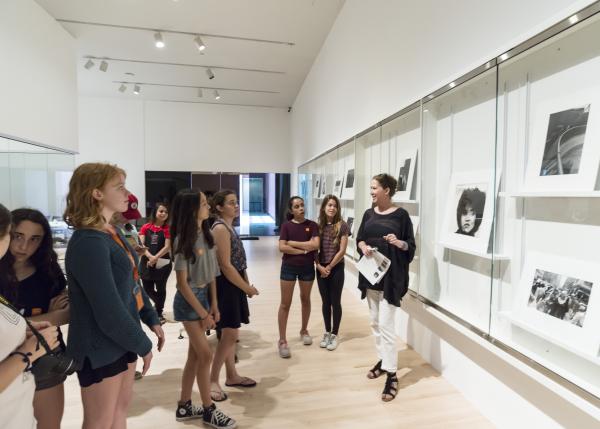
[326,334,338,351]
[301,332,313,346]
[278,340,291,358]
[319,332,331,348]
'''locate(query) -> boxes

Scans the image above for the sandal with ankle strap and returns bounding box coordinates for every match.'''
[381,373,398,402]
[367,360,384,379]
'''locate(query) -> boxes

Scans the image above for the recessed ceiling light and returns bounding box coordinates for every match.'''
[206,67,215,79]
[133,84,141,95]
[84,59,94,70]
[214,89,220,100]
[118,84,127,93]
[99,60,108,72]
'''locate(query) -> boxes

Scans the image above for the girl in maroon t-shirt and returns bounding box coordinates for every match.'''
[277,196,319,358]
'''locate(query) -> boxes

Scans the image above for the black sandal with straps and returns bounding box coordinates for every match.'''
[367,360,384,379]
[381,372,398,402]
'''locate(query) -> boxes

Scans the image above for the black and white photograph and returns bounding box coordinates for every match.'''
[539,105,590,176]
[333,176,344,196]
[396,158,412,192]
[527,269,592,328]
[346,216,354,237]
[345,168,355,189]
[453,185,487,237]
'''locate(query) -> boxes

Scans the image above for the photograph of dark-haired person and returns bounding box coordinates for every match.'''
[454,187,486,237]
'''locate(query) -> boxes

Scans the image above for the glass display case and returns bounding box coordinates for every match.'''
[491,11,600,398]
[0,136,75,252]
[296,2,600,401]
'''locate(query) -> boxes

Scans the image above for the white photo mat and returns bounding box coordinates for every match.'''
[392,148,418,202]
[524,89,600,192]
[440,170,496,255]
[341,168,355,200]
[513,251,600,358]
[332,175,344,197]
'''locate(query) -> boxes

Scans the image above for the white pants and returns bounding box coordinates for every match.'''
[366,289,398,372]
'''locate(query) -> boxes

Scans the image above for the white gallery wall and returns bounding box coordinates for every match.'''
[290,0,600,428]
[0,0,78,152]
[78,97,291,210]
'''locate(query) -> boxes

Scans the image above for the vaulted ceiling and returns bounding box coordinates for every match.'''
[35,0,345,108]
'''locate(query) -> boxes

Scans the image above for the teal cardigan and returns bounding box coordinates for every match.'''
[65,228,159,369]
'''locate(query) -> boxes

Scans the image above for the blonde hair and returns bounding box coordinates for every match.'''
[64,163,126,229]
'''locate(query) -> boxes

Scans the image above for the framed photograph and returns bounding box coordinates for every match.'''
[342,168,355,200]
[513,251,600,357]
[314,174,321,198]
[346,216,354,237]
[393,149,418,202]
[318,175,328,198]
[332,176,344,197]
[524,90,600,192]
[440,170,496,255]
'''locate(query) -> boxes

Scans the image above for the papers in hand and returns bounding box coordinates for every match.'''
[357,249,391,285]
[155,258,171,269]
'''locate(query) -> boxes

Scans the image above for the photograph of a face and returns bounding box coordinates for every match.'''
[539,105,589,176]
[396,158,412,192]
[454,185,487,237]
[527,269,592,328]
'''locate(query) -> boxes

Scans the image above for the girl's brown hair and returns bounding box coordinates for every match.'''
[64,162,126,229]
[318,195,343,245]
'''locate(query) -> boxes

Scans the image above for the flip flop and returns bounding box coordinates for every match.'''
[225,377,257,388]
[210,390,228,402]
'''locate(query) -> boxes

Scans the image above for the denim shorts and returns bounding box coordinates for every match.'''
[280,263,316,282]
[173,286,210,321]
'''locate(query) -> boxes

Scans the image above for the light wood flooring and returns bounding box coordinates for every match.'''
[61,236,493,429]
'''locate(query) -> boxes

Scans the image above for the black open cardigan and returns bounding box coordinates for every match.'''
[356,207,416,307]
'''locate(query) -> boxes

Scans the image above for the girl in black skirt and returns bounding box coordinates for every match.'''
[209,190,259,402]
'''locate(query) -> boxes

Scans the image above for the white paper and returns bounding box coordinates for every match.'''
[357,250,391,285]
[155,258,171,269]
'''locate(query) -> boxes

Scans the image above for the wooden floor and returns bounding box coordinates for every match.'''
[62,237,493,429]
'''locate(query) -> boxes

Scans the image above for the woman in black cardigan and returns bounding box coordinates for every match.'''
[356,173,415,402]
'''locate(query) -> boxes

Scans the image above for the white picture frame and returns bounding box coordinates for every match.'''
[523,89,600,192]
[341,168,355,200]
[392,149,418,202]
[332,175,344,197]
[318,175,328,198]
[440,170,496,255]
[513,251,600,358]
[313,174,321,198]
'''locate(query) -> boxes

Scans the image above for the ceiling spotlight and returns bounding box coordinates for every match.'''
[133,84,141,95]
[194,35,206,51]
[84,59,94,70]
[206,67,215,80]
[569,14,579,25]
[214,89,220,100]
[197,88,203,97]
[99,60,108,72]
[154,32,165,48]
[118,84,126,93]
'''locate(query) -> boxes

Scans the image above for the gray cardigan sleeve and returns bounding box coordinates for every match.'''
[69,236,152,357]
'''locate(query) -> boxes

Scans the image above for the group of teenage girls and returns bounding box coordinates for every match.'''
[0,163,415,429]
[276,173,416,402]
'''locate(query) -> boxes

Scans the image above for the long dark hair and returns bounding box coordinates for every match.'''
[285,196,304,221]
[150,202,169,225]
[455,187,486,236]
[0,204,10,239]
[0,208,65,303]
[170,189,214,264]
[318,195,343,245]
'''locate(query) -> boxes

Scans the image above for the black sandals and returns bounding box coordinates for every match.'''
[381,372,398,402]
[366,360,384,379]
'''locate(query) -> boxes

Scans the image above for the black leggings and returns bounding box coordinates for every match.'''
[142,264,171,316]
[316,263,345,335]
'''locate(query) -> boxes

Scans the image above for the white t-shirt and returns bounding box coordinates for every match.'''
[0,304,35,429]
